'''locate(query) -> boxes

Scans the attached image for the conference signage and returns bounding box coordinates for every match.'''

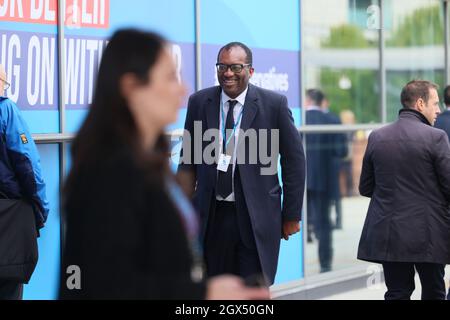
[0,0,195,111]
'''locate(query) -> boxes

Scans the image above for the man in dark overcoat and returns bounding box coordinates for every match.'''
[358,80,450,300]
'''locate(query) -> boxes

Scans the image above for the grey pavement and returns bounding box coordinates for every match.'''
[321,267,450,300]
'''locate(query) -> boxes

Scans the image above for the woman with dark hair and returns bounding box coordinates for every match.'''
[59,29,269,300]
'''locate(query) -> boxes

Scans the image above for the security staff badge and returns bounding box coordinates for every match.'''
[217,153,231,172]
[20,134,28,144]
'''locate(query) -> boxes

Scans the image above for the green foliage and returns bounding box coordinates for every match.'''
[386,70,444,122]
[385,4,444,122]
[317,5,444,123]
[386,5,443,47]
[320,68,380,123]
[322,24,372,48]
[319,24,380,123]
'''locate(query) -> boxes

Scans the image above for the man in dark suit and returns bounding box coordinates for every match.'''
[358,80,450,300]
[305,89,347,273]
[321,98,348,230]
[434,85,450,140]
[177,42,305,285]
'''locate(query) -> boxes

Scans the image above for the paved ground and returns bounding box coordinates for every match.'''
[304,196,372,276]
[321,267,450,300]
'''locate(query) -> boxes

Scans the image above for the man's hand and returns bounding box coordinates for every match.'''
[176,170,196,197]
[206,275,270,300]
[282,220,300,240]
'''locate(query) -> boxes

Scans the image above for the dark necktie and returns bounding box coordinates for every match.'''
[216,100,237,198]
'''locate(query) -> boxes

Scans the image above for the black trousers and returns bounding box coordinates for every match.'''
[0,280,23,300]
[332,198,342,229]
[382,262,446,300]
[307,190,332,272]
[204,200,262,280]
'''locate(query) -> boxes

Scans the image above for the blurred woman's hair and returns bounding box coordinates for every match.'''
[66,29,170,193]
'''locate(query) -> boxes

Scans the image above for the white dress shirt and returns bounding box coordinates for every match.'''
[305,105,322,112]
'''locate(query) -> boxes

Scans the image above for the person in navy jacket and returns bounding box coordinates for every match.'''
[305,89,347,273]
[434,85,450,300]
[434,85,450,140]
[0,64,49,300]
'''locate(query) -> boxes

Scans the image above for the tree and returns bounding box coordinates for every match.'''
[319,24,380,123]
[386,5,443,47]
[317,4,444,123]
[385,4,444,121]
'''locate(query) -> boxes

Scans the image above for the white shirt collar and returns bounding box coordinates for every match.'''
[306,105,322,111]
[221,86,248,107]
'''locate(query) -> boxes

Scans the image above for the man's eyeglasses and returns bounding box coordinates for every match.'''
[216,63,251,73]
[0,78,10,90]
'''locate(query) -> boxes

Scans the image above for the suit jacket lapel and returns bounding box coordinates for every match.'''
[238,84,258,147]
[205,86,221,130]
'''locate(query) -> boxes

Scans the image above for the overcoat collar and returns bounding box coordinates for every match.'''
[398,108,432,126]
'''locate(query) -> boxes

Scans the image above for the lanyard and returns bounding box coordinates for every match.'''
[221,101,244,149]
[166,178,204,282]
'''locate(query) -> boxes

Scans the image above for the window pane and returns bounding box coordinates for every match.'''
[304,130,372,276]
[200,0,302,128]
[63,0,196,133]
[0,0,59,133]
[23,144,60,300]
[303,0,381,124]
[385,0,444,121]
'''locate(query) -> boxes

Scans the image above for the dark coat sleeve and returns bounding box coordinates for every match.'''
[2,99,49,228]
[326,113,348,199]
[434,112,450,142]
[178,95,197,176]
[278,95,306,221]
[328,112,348,158]
[177,95,199,195]
[332,130,348,159]
[433,131,450,203]
[60,156,206,300]
[359,132,375,198]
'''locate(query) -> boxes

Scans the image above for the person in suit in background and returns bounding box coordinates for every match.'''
[321,98,348,230]
[427,85,450,301]
[305,89,325,245]
[178,42,305,285]
[305,89,346,273]
[59,29,269,300]
[434,85,450,140]
[339,110,356,198]
[358,80,450,300]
